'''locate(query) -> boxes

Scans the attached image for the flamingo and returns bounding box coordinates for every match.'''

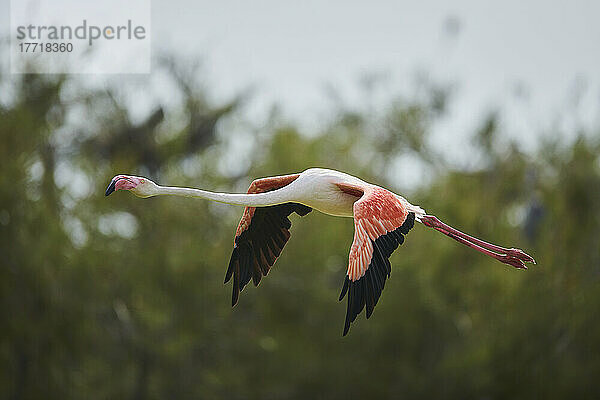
[105,168,535,335]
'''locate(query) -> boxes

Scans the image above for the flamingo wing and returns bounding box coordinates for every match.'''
[224,174,312,306]
[339,186,415,335]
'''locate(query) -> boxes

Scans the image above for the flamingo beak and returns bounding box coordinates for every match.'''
[105,178,117,196]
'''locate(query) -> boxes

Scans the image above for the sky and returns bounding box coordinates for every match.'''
[2,0,599,157]
[151,1,599,142]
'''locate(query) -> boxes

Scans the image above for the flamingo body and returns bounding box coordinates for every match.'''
[105,167,535,335]
[285,168,365,217]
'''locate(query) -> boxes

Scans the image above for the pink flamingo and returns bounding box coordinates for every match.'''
[106,168,535,335]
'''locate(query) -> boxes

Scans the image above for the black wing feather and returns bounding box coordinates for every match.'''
[340,212,415,336]
[225,203,312,306]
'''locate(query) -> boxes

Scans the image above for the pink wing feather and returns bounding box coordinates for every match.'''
[224,174,312,306]
[339,187,416,335]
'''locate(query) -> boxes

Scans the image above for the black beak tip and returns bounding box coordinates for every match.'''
[105,180,116,196]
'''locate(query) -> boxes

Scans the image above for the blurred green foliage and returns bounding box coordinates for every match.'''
[1,62,599,400]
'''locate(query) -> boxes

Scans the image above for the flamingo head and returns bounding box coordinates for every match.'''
[105,175,158,198]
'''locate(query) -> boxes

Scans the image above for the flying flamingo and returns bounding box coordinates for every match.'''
[105,168,535,335]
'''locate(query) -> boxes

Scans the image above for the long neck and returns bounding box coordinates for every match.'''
[154,185,292,207]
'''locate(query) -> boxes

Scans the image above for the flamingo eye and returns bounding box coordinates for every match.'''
[140,179,145,183]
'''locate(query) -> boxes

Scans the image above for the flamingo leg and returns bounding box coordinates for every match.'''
[421,215,535,268]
